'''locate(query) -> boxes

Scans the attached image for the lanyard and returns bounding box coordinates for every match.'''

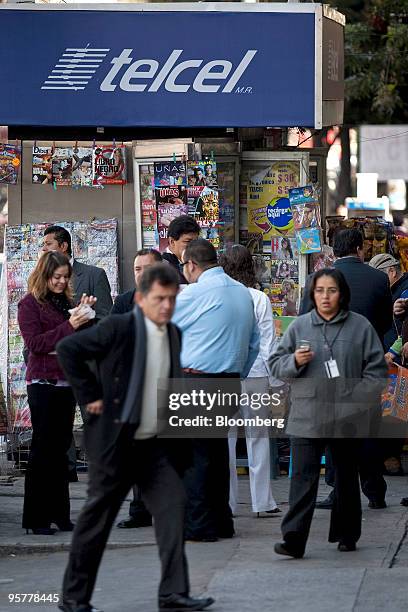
[319,321,345,360]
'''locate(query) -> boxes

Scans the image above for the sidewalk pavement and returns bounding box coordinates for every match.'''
[0,473,407,612]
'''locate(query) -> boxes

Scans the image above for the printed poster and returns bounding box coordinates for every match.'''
[271,236,299,260]
[247,161,300,250]
[187,160,218,188]
[93,145,127,185]
[0,143,21,185]
[154,161,187,186]
[157,203,188,251]
[142,200,159,249]
[32,145,53,184]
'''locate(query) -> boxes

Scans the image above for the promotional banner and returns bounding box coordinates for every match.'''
[0,7,319,127]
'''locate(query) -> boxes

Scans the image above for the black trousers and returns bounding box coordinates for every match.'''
[282,438,361,555]
[23,384,75,529]
[62,435,189,605]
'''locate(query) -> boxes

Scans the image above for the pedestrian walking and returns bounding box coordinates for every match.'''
[56,264,214,612]
[271,268,387,558]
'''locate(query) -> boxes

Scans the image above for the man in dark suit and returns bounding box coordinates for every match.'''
[42,225,113,319]
[300,229,393,510]
[162,215,200,284]
[111,247,162,529]
[56,264,214,612]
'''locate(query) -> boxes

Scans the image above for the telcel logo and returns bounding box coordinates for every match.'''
[100,49,257,93]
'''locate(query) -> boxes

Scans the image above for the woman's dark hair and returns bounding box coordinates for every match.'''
[281,237,293,257]
[309,268,350,311]
[28,251,73,303]
[219,244,257,288]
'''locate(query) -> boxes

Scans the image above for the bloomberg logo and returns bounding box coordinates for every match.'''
[42,47,258,94]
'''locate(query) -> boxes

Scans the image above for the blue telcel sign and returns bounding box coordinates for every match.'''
[0,7,316,128]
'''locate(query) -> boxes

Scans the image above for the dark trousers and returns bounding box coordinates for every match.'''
[324,440,387,503]
[129,485,149,517]
[282,438,361,555]
[23,384,75,529]
[184,438,233,539]
[62,436,189,605]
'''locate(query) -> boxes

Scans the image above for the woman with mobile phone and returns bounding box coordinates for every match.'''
[269,268,387,558]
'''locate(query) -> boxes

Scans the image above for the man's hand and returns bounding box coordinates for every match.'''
[86,399,103,415]
[394,298,408,316]
[294,348,314,368]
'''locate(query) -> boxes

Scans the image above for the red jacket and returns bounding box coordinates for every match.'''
[18,293,75,381]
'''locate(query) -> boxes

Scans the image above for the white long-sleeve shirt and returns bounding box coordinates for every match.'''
[247,287,278,379]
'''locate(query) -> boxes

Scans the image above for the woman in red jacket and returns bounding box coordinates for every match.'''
[18,251,93,535]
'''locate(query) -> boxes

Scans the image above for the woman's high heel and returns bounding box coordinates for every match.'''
[25,527,57,535]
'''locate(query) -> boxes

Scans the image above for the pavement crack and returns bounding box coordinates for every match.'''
[351,567,367,612]
[389,518,408,568]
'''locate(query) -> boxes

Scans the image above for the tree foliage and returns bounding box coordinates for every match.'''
[327,0,408,123]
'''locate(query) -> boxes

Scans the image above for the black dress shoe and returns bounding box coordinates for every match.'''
[117,515,152,528]
[274,542,304,559]
[159,594,215,611]
[368,500,387,509]
[58,601,103,612]
[338,541,356,552]
[54,521,75,532]
[25,527,56,535]
[401,497,408,507]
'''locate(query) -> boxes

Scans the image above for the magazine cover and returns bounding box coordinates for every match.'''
[296,227,322,254]
[271,236,299,259]
[157,203,188,251]
[292,202,321,231]
[187,160,218,188]
[273,315,296,339]
[245,232,263,254]
[52,147,73,186]
[154,161,187,186]
[0,143,21,185]
[93,145,127,186]
[188,187,218,224]
[288,185,316,205]
[270,259,299,282]
[155,185,188,207]
[32,145,53,184]
[72,147,94,187]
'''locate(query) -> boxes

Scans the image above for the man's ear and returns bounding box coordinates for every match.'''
[61,241,69,254]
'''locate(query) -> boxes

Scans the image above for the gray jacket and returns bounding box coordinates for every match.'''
[269,309,387,438]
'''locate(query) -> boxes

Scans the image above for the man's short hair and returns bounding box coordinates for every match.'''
[44,225,72,256]
[333,228,363,258]
[137,263,179,295]
[184,238,217,269]
[167,215,200,240]
[135,248,162,262]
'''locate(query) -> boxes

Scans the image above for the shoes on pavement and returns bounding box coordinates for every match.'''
[315,491,334,510]
[400,497,408,507]
[159,593,215,611]
[368,500,387,509]
[68,470,79,483]
[257,508,281,517]
[274,541,304,559]
[53,521,75,532]
[25,527,56,535]
[337,541,356,552]
[185,536,218,542]
[58,601,103,612]
[117,514,153,528]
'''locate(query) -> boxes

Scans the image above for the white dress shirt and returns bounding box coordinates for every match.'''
[247,287,277,379]
[134,317,170,440]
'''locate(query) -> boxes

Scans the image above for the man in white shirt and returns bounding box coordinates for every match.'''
[56,264,214,612]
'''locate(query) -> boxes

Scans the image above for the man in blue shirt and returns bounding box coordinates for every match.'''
[173,239,259,541]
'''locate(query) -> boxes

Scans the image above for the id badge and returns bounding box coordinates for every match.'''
[324,359,340,379]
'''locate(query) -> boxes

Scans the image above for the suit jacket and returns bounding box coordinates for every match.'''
[111,289,135,314]
[162,252,188,285]
[299,256,393,345]
[56,311,189,473]
[72,260,113,320]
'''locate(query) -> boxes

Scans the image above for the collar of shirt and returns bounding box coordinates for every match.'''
[145,315,167,334]
[197,266,223,283]
[165,246,182,264]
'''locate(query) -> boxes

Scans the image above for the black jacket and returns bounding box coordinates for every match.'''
[111,289,135,314]
[162,252,188,284]
[56,312,190,473]
[72,260,113,320]
[300,257,393,346]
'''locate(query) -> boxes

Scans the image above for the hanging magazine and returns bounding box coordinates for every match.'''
[93,145,127,185]
[187,160,218,188]
[0,143,21,185]
[72,147,94,187]
[155,185,187,207]
[32,145,53,184]
[52,147,73,186]
[157,203,188,251]
[154,161,187,187]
